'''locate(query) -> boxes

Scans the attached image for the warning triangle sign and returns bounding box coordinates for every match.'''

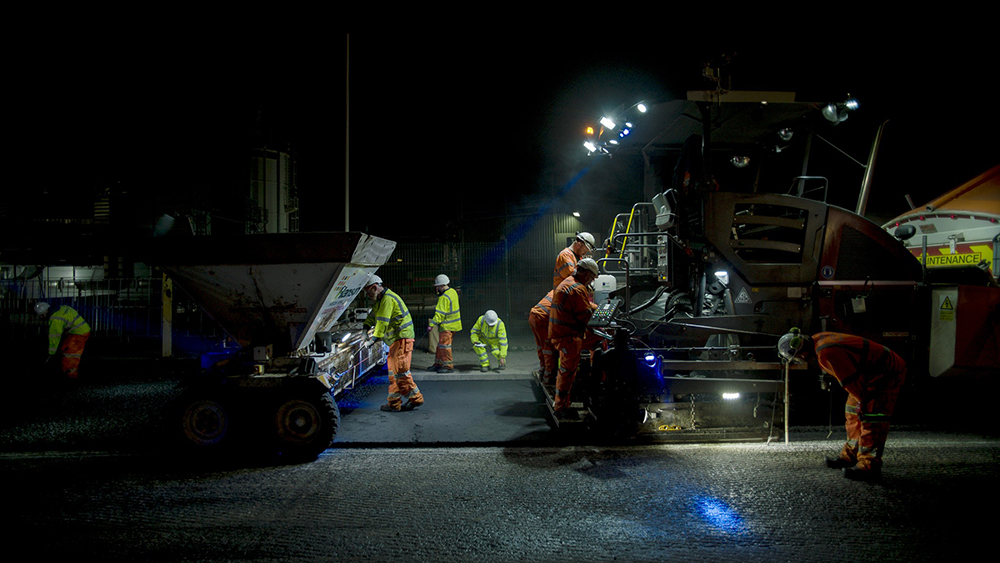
[941,296,954,310]
[735,288,752,304]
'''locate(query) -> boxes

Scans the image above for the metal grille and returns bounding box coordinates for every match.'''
[0,277,224,351]
[1,213,592,354]
[368,213,591,348]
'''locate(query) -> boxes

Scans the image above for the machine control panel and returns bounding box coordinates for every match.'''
[589,297,621,327]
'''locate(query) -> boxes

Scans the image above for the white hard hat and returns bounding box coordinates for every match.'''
[34,302,50,316]
[577,232,596,251]
[576,258,599,277]
[434,274,450,286]
[484,310,499,326]
[365,274,383,288]
[777,327,806,362]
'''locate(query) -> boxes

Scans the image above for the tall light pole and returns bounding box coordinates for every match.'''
[345,34,350,231]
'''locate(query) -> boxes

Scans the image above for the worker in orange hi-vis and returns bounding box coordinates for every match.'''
[552,232,595,290]
[548,258,602,418]
[529,290,556,383]
[778,329,907,481]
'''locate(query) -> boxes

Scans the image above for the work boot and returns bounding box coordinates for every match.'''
[481,366,489,373]
[843,464,882,482]
[380,404,401,412]
[439,367,454,374]
[825,456,855,469]
[497,363,505,371]
[401,395,424,411]
[426,364,440,372]
[554,409,578,421]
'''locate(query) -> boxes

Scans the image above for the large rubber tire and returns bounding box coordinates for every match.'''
[177,395,232,448]
[273,392,339,459]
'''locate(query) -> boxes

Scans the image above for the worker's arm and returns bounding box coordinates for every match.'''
[369,298,394,340]
[496,321,508,358]
[47,317,65,355]
[470,318,484,346]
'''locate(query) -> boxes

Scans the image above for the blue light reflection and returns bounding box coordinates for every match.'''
[695,496,747,535]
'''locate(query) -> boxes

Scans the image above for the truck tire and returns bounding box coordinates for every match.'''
[177,395,232,448]
[273,392,339,459]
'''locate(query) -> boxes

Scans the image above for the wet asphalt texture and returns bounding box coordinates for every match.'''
[1,349,998,562]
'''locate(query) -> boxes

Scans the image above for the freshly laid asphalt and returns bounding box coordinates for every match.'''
[2,349,998,562]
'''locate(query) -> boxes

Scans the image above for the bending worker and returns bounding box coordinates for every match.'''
[364,275,424,412]
[778,328,906,481]
[549,258,601,418]
[528,290,555,383]
[470,309,507,372]
[36,302,90,379]
[552,232,595,290]
[428,274,462,373]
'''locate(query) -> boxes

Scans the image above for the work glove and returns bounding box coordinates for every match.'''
[364,337,382,350]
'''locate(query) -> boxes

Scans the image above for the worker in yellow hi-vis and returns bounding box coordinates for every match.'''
[35,302,91,379]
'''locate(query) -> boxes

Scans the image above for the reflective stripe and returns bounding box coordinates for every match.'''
[432,288,462,331]
[369,289,415,344]
[47,306,91,355]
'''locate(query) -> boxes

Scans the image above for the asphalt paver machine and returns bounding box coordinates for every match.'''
[543,91,997,440]
[151,232,394,459]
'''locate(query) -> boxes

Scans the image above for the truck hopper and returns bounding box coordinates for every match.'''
[150,232,395,459]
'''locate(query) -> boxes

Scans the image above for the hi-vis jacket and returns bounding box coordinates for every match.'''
[431,287,462,332]
[548,275,596,339]
[531,291,554,318]
[47,305,91,355]
[812,332,907,400]
[552,247,581,290]
[470,316,508,358]
[364,288,415,345]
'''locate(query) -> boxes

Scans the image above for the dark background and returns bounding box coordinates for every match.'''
[8,28,996,241]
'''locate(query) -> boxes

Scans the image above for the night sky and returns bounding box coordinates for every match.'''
[10,30,996,240]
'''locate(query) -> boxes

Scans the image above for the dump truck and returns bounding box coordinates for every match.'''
[881,165,1000,378]
[538,90,1000,439]
[150,232,395,458]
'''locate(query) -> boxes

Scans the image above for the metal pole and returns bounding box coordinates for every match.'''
[784,361,790,444]
[855,120,889,216]
[345,34,351,231]
[162,273,172,358]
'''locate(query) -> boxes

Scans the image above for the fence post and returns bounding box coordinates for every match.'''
[162,274,172,358]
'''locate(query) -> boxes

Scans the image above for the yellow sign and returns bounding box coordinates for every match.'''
[940,295,954,321]
[915,244,994,271]
[925,252,983,267]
